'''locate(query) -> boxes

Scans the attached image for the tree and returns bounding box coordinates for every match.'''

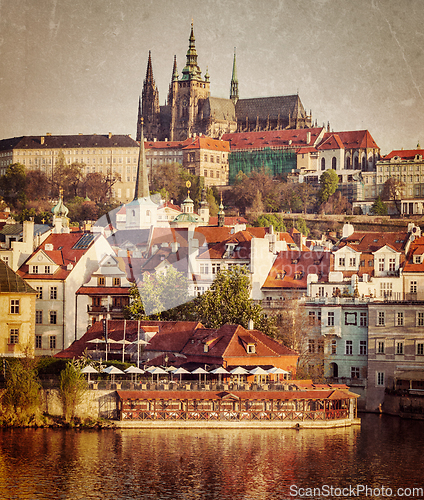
[250,190,264,219]
[318,169,338,203]
[1,358,42,425]
[274,300,323,381]
[295,182,317,214]
[319,191,351,215]
[370,195,388,216]
[150,161,185,203]
[82,172,117,204]
[0,163,27,207]
[206,187,219,216]
[196,266,277,337]
[295,217,310,237]
[125,267,191,320]
[381,178,405,214]
[252,213,286,232]
[58,361,88,423]
[25,170,51,201]
[52,151,84,199]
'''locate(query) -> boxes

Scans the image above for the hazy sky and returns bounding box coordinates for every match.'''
[0,0,423,154]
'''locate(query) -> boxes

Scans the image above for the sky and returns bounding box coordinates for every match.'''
[0,0,423,155]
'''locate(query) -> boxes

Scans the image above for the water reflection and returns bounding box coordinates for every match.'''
[0,415,423,499]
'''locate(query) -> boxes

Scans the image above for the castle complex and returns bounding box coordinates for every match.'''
[137,24,312,142]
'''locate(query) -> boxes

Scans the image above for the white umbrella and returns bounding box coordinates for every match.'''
[267,367,290,382]
[131,339,150,345]
[81,365,98,382]
[250,366,269,384]
[173,367,190,383]
[102,365,125,383]
[211,366,229,384]
[191,367,208,384]
[230,366,250,384]
[87,338,106,343]
[149,366,168,383]
[124,365,145,382]
[145,366,157,373]
[115,339,132,363]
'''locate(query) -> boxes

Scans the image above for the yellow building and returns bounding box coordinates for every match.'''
[0,259,36,357]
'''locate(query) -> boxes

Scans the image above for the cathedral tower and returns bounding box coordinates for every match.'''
[138,51,161,142]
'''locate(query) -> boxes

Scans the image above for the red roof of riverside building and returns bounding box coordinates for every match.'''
[222,128,324,150]
[382,149,424,161]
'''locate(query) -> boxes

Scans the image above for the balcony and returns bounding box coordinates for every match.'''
[88,304,128,314]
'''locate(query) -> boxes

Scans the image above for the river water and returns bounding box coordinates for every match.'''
[1,414,423,500]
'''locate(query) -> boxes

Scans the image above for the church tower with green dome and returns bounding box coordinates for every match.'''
[51,189,70,233]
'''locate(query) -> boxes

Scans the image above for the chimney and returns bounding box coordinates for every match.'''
[248,319,254,330]
[108,132,112,139]
[307,131,311,144]
[41,137,45,145]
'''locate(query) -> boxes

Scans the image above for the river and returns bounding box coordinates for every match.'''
[1,414,423,500]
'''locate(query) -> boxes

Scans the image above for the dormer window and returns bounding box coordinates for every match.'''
[204,344,209,353]
[97,276,105,286]
[31,265,39,274]
[414,255,422,264]
[113,278,121,286]
[44,265,50,274]
[247,344,256,354]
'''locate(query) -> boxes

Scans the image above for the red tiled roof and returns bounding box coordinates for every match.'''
[340,231,408,254]
[183,137,230,152]
[208,216,248,226]
[382,149,424,161]
[76,286,131,295]
[17,232,97,281]
[262,250,331,290]
[222,128,324,151]
[317,133,345,151]
[323,130,379,150]
[403,236,424,272]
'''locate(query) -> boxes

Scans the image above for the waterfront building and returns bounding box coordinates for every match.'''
[0,133,140,205]
[0,259,36,357]
[17,230,115,354]
[138,24,312,143]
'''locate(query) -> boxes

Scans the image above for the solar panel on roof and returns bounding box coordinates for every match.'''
[72,233,94,250]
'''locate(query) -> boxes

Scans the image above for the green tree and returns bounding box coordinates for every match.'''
[1,358,42,425]
[0,163,27,207]
[319,169,339,203]
[58,361,88,423]
[370,195,388,215]
[196,266,277,337]
[52,151,84,199]
[206,187,219,216]
[295,217,310,237]
[125,267,191,320]
[252,213,286,232]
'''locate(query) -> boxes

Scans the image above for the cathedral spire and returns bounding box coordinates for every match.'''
[145,50,154,84]
[134,119,150,200]
[181,22,202,81]
[230,47,239,104]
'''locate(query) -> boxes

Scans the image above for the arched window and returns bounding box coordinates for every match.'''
[332,157,337,170]
[362,156,366,169]
[346,157,351,169]
[321,158,326,170]
[354,156,359,169]
[132,210,135,217]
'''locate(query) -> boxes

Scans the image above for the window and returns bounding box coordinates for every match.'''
[247,344,256,354]
[35,286,43,300]
[332,157,337,169]
[376,372,385,386]
[36,310,43,324]
[327,311,335,326]
[113,278,121,287]
[49,336,57,350]
[10,299,20,314]
[97,277,105,286]
[318,340,324,353]
[345,340,353,355]
[321,157,325,170]
[417,312,424,326]
[318,286,325,297]
[351,367,360,379]
[200,263,209,275]
[49,311,57,324]
[378,258,385,272]
[212,263,221,275]
[388,258,396,272]
[50,287,57,300]
[380,282,392,298]
[9,328,19,344]
[44,265,50,274]
[417,343,424,356]
[396,312,404,326]
[338,257,345,267]
[331,340,337,354]
[35,335,42,349]
[377,341,385,354]
[360,312,367,326]
[308,339,315,353]
[32,265,39,274]
[309,311,316,325]
[410,281,417,294]
[396,342,404,355]
[349,257,356,267]
[378,311,385,326]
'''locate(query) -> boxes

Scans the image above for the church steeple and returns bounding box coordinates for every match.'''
[139,50,160,141]
[230,48,239,104]
[181,22,202,81]
[134,119,150,200]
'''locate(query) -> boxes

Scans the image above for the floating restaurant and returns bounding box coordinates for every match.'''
[115,387,360,429]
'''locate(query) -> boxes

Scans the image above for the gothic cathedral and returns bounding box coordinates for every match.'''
[137,24,312,143]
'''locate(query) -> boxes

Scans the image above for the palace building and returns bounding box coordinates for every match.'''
[137,24,313,143]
